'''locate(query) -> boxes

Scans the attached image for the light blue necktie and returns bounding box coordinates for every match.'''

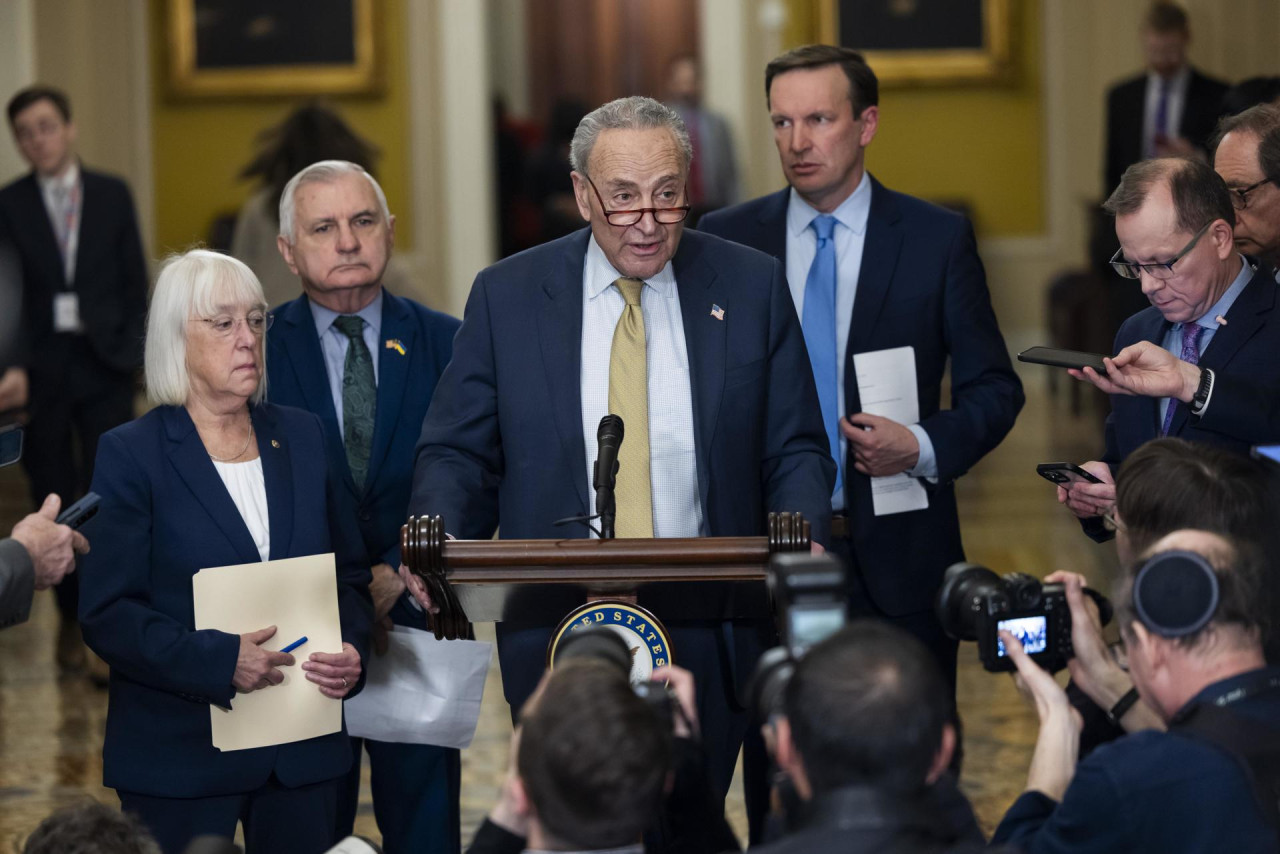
[803,214,841,499]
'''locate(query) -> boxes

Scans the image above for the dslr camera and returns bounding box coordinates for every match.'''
[555,628,678,731]
[935,562,1112,673]
[749,553,848,720]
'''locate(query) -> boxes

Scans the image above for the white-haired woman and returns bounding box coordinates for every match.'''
[78,249,372,854]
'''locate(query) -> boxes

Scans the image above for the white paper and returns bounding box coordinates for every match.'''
[344,625,492,749]
[853,346,930,516]
[193,553,344,751]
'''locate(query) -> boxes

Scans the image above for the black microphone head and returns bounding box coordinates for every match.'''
[598,414,624,445]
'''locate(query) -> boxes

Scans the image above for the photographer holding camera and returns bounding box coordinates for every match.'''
[992,529,1280,853]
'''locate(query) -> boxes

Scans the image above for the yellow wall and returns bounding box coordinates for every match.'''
[783,1,1043,237]
[149,0,413,254]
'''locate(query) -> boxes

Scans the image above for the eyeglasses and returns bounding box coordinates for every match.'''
[195,311,274,337]
[1229,178,1272,211]
[585,175,691,227]
[1109,221,1212,280]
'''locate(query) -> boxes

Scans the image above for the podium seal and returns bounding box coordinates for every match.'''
[547,600,675,683]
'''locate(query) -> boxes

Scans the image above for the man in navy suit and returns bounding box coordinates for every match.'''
[266,161,462,854]
[1058,157,1280,540]
[408,96,834,798]
[0,85,148,672]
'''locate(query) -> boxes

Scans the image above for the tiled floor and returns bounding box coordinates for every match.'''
[0,372,1117,849]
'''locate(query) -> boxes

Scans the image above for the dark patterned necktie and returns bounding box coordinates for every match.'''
[334,315,375,489]
[1160,323,1203,436]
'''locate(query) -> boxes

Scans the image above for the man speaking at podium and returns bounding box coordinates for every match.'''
[408,96,834,796]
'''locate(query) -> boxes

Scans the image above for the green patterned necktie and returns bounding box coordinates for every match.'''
[333,315,375,490]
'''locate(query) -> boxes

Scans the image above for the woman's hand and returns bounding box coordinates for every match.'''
[233,625,296,693]
[303,642,362,699]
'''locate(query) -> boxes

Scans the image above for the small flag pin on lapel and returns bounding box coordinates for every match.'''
[710,304,725,321]
[271,439,280,448]
[385,338,406,355]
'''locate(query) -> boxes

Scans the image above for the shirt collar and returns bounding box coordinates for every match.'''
[37,160,79,195]
[307,288,384,339]
[1148,65,1191,93]
[584,233,677,301]
[1187,255,1252,331]
[786,170,872,239]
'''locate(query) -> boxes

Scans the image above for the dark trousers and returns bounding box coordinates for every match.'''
[118,775,341,854]
[23,336,133,621]
[337,737,461,854]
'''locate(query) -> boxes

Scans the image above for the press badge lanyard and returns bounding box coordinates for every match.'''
[52,176,83,333]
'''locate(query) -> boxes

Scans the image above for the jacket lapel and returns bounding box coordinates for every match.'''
[674,235,725,514]
[753,189,791,266]
[538,232,590,512]
[16,175,65,289]
[70,171,97,290]
[845,177,903,409]
[252,404,294,561]
[367,291,414,495]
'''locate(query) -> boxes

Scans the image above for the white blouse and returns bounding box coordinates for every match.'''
[212,457,271,562]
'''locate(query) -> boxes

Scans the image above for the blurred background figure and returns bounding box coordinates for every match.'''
[664,55,740,223]
[524,98,589,246]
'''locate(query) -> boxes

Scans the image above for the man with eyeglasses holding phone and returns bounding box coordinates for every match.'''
[1060,157,1280,542]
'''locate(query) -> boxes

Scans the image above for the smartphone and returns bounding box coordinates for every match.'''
[1036,463,1104,486]
[1018,346,1108,375]
[56,492,100,530]
[0,424,21,468]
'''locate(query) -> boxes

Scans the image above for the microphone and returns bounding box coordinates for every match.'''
[594,415,624,539]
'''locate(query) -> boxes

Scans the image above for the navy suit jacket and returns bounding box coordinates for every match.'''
[410,227,834,708]
[700,179,1024,615]
[267,290,460,629]
[0,168,148,374]
[78,403,373,798]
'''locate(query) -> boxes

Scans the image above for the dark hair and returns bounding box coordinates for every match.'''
[1144,1,1189,33]
[765,44,879,118]
[22,802,161,854]
[1103,157,1235,232]
[238,100,379,225]
[7,85,71,127]
[1219,77,1280,118]
[517,660,672,850]
[1209,104,1280,183]
[784,620,948,796]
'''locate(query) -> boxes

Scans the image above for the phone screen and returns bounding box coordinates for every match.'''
[997,615,1048,656]
[1254,445,1280,466]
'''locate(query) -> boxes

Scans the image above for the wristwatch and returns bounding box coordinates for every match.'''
[1106,686,1141,727]
[1190,368,1214,416]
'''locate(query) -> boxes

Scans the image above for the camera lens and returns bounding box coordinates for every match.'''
[935,562,1006,641]
[555,627,633,679]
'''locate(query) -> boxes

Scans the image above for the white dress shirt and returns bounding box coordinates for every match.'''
[212,457,270,562]
[37,161,81,284]
[308,290,383,434]
[580,235,703,538]
[1143,66,1190,157]
[784,175,938,509]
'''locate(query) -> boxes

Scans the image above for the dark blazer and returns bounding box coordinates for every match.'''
[267,290,460,628]
[410,227,834,710]
[0,167,148,374]
[78,403,373,798]
[699,179,1024,615]
[1104,67,1229,195]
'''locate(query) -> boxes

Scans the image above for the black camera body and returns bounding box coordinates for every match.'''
[936,563,1111,673]
[554,628,676,729]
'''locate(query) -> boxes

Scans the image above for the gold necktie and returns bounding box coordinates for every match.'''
[608,277,654,537]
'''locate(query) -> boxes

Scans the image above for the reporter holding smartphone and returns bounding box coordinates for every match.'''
[0,493,88,629]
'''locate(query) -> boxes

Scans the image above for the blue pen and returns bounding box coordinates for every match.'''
[280,636,308,654]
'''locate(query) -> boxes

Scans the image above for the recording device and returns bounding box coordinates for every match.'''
[56,491,100,530]
[1017,346,1109,374]
[0,424,21,468]
[593,415,623,539]
[556,627,676,731]
[1036,462,1104,485]
[935,562,1113,673]
[749,554,848,720]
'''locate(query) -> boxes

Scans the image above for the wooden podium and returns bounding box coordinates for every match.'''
[399,512,812,641]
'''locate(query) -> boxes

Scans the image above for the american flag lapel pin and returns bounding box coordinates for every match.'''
[710,304,725,321]
[385,338,406,355]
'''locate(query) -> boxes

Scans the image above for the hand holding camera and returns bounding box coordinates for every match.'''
[999,629,1082,802]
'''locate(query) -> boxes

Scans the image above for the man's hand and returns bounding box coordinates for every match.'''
[1068,341,1200,402]
[303,642,362,699]
[1056,461,1115,520]
[10,494,88,589]
[841,413,920,477]
[370,562,405,621]
[653,664,700,739]
[1002,630,1081,802]
[233,625,296,693]
[0,367,27,412]
[398,563,439,614]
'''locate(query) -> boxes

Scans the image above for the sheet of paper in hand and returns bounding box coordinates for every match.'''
[853,345,930,516]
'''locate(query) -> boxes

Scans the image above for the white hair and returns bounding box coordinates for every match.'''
[569,96,692,175]
[145,249,268,406]
[278,159,391,243]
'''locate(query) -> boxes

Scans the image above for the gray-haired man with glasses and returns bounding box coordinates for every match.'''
[1210,104,1280,274]
[1056,156,1280,543]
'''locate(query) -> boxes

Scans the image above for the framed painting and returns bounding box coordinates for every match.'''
[817,0,1015,87]
[166,0,381,98]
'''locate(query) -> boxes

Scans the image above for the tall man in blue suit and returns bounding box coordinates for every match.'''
[407,96,835,798]
[265,161,462,854]
[699,46,1023,840]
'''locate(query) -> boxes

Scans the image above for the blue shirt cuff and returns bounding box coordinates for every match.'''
[906,424,938,480]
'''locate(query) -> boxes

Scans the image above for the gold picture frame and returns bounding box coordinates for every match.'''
[166,0,381,99]
[817,0,1014,87]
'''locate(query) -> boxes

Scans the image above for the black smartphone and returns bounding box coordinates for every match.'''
[1036,463,1104,486]
[56,492,101,530]
[1018,346,1108,375]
